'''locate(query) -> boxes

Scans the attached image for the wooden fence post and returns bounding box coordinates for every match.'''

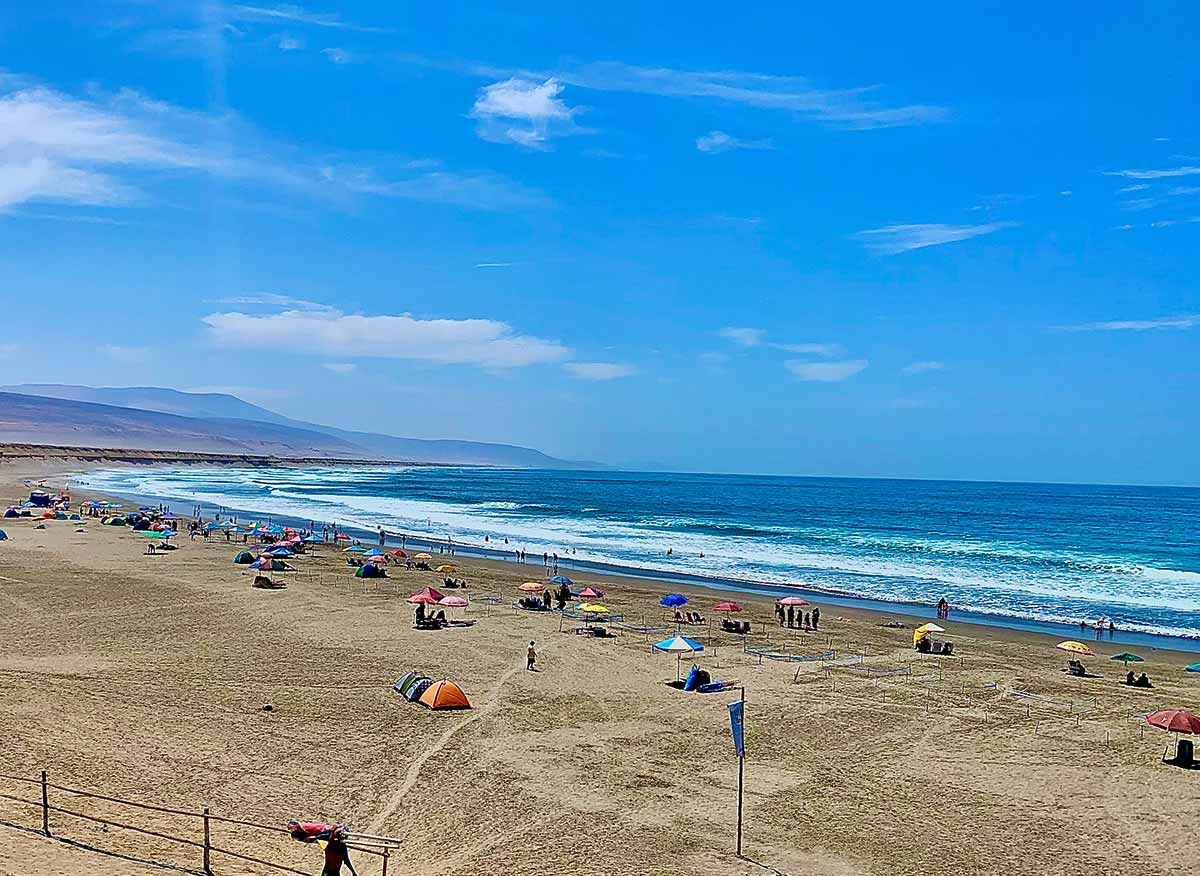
[41,770,49,836]
[203,807,212,875]
[382,848,390,876]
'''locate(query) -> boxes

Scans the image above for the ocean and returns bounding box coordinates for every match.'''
[77,466,1200,644]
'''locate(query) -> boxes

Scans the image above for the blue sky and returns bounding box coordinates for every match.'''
[1,2,1198,484]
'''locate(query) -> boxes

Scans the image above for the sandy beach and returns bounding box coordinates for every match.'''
[1,460,1198,876]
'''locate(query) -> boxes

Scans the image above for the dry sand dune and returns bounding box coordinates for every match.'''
[1,465,1198,876]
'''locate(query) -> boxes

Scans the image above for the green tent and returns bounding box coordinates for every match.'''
[233,550,255,564]
[355,562,386,579]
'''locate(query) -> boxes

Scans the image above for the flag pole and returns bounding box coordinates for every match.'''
[736,686,745,858]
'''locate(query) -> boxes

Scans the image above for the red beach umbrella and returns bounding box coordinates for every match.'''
[713,601,743,613]
[776,596,810,607]
[1147,709,1200,735]
[438,595,469,608]
[577,586,605,598]
[407,587,446,605]
[390,549,408,558]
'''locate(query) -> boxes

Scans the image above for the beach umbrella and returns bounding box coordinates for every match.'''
[344,545,368,553]
[652,634,705,681]
[713,601,743,613]
[334,531,350,540]
[579,603,610,614]
[407,587,446,605]
[775,596,810,607]
[1056,641,1095,657]
[390,549,408,558]
[438,595,469,608]
[913,622,946,646]
[413,552,433,560]
[1186,663,1200,673]
[518,581,545,593]
[659,594,688,608]
[1110,652,1144,667]
[302,535,324,543]
[550,575,573,586]
[1147,709,1200,734]
[577,586,605,599]
[436,564,457,573]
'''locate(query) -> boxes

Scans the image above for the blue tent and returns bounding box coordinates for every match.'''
[0,529,8,541]
[1187,663,1200,673]
[268,547,293,557]
[550,575,573,585]
[660,593,688,608]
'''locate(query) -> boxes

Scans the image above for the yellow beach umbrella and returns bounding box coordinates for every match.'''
[518,581,545,593]
[579,603,610,614]
[413,552,433,560]
[435,564,457,573]
[1056,640,1095,657]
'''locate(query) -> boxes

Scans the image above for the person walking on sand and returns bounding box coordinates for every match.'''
[811,606,820,630]
[526,640,537,671]
[321,827,357,876]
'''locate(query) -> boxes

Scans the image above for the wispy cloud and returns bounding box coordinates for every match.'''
[321,362,356,374]
[901,360,944,375]
[230,4,390,33]
[1058,314,1200,332]
[321,47,356,65]
[474,262,512,268]
[1118,184,1150,193]
[695,130,773,154]
[719,327,766,347]
[276,34,304,51]
[1107,166,1200,180]
[772,342,843,357]
[469,78,584,150]
[203,307,570,369]
[855,222,1018,255]
[321,163,549,211]
[564,362,636,380]
[785,359,868,382]
[213,293,334,311]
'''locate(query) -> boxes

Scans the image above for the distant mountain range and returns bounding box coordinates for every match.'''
[0,384,590,468]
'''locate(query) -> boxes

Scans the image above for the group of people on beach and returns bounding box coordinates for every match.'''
[775,604,820,631]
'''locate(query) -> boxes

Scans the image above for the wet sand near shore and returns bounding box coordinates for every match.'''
[1,461,1198,876]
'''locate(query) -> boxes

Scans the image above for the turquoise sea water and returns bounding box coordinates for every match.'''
[79,466,1200,643]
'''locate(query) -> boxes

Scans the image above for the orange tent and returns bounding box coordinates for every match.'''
[418,680,471,710]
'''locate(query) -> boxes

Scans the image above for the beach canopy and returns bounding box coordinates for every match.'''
[1056,640,1095,657]
[659,593,688,608]
[913,622,946,645]
[518,581,546,593]
[0,529,7,541]
[355,562,386,579]
[550,575,573,585]
[436,564,457,572]
[438,595,469,608]
[577,586,605,599]
[775,596,810,607]
[713,601,743,613]
[1146,709,1200,735]
[418,680,471,710]
[408,587,445,604]
[413,552,433,560]
[1110,652,1144,666]
[1186,663,1200,673]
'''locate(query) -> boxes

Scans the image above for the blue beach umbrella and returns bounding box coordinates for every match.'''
[659,593,688,608]
[302,535,324,543]
[652,634,705,681]
[550,575,573,586]
[344,545,367,552]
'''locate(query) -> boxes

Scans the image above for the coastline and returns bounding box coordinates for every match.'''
[22,457,1200,658]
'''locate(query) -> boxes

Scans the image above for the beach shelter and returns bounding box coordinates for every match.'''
[268,548,294,557]
[577,586,605,599]
[435,564,457,573]
[418,680,471,710]
[1186,663,1200,673]
[653,634,705,681]
[233,550,256,564]
[550,575,573,586]
[407,587,445,604]
[407,677,434,702]
[1056,641,1095,657]
[660,593,688,608]
[713,601,743,613]
[776,596,810,607]
[413,552,433,561]
[913,622,947,646]
[0,529,7,541]
[518,581,546,593]
[1110,652,1144,667]
[1147,709,1200,763]
[355,562,386,579]
[393,671,421,697]
[3,508,18,518]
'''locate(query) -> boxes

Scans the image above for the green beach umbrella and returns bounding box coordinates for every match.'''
[1110,652,1144,666]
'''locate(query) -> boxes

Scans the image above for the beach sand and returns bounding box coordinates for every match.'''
[1,461,1198,876]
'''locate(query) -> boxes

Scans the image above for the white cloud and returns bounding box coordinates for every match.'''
[230,4,388,32]
[1059,190,1072,196]
[719,327,766,347]
[1118,184,1150,193]
[322,48,355,65]
[203,308,570,369]
[695,130,773,154]
[322,362,356,374]
[214,292,334,311]
[1107,166,1200,180]
[474,262,512,268]
[97,344,151,364]
[321,163,548,211]
[1059,314,1200,332]
[785,359,868,382]
[1167,185,1200,196]
[901,360,944,375]
[276,34,304,51]
[771,342,843,357]
[564,362,636,380]
[855,222,1018,254]
[469,78,583,149]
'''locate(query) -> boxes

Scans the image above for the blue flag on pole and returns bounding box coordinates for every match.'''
[728,700,745,758]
